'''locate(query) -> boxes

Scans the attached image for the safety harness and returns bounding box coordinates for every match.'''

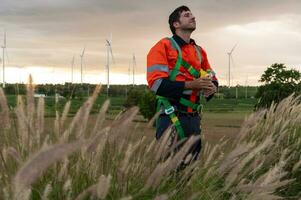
[156,37,209,139]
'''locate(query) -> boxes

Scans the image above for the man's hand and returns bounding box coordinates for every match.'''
[185,77,217,97]
[203,84,217,98]
[185,77,214,91]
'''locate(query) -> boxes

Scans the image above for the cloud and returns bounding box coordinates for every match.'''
[0,0,300,85]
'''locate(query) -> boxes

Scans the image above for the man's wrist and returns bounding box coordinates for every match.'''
[184,81,192,89]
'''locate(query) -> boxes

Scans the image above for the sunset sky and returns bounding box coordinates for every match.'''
[0,0,300,85]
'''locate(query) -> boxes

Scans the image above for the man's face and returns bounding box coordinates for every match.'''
[174,10,196,33]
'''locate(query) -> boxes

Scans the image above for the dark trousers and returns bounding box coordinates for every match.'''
[156,114,202,159]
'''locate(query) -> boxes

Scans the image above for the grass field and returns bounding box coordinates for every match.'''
[2,87,300,199]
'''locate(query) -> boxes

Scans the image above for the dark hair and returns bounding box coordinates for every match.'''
[168,6,190,35]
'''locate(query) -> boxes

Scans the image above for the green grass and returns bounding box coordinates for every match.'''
[6,94,126,117]
[201,98,257,112]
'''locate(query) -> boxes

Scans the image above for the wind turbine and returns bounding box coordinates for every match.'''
[71,55,75,83]
[105,37,115,97]
[1,30,6,88]
[132,53,136,86]
[227,43,237,88]
[128,60,131,85]
[245,75,248,99]
[80,47,85,84]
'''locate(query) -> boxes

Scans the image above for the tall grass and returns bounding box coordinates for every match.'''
[0,79,300,200]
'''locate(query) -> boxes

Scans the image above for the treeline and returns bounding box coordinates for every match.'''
[3,83,147,99]
[2,82,258,99]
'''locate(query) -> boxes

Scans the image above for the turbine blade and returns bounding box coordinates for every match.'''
[230,43,238,54]
[105,39,110,46]
[81,47,86,57]
[109,46,115,64]
[3,30,6,47]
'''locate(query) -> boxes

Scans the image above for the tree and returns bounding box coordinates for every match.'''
[255,63,301,108]
[124,87,144,108]
[138,90,156,120]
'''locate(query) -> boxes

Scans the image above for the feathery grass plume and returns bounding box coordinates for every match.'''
[218,143,252,174]
[54,110,60,138]
[109,106,139,150]
[63,178,72,193]
[15,96,29,151]
[118,137,146,182]
[62,85,101,141]
[60,100,71,129]
[13,140,86,198]
[180,159,202,184]
[224,135,274,190]
[144,135,201,189]
[4,147,22,164]
[146,139,156,154]
[165,135,201,171]
[203,144,218,168]
[74,184,97,200]
[36,97,45,146]
[91,99,110,136]
[96,174,112,199]
[293,156,301,172]
[78,85,101,138]
[119,143,133,176]
[41,183,52,200]
[147,111,160,128]
[58,158,69,180]
[13,188,31,200]
[237,158,294,199]
[143,156,172,190]
[161,138,187,161]
[26,75,35,130]
[155,126,173,162]
[0,88,10,129]
[86,127,110,153]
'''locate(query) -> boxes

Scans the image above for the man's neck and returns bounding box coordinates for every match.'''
[175,30,192,43]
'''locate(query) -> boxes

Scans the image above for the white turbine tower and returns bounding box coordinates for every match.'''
[1,30,6,88]
[227,43,237,88]
[71,55,75,83]
[105,37,115,97]
[80,47,85,84]
[132,53,136,86]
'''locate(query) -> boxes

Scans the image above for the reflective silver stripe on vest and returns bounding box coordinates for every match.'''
[151,79,163,93]
[183,90,201,96]
[194,45,202,65]
[147,64,169,73]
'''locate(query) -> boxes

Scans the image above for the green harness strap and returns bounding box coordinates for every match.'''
[169,37,182,81]
[156,37,203,139]
[157,96,186,139]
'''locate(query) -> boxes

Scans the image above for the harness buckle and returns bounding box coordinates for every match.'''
[165,106,175,115]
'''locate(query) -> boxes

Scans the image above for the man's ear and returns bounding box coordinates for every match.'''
[173,21,180,29]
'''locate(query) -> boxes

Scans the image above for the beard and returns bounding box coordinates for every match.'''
[179,21,196,33]
[182,26,196,33]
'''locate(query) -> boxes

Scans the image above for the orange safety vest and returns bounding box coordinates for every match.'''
[147,37,217,113]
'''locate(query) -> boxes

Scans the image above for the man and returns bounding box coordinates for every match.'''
[147,6,218,159]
